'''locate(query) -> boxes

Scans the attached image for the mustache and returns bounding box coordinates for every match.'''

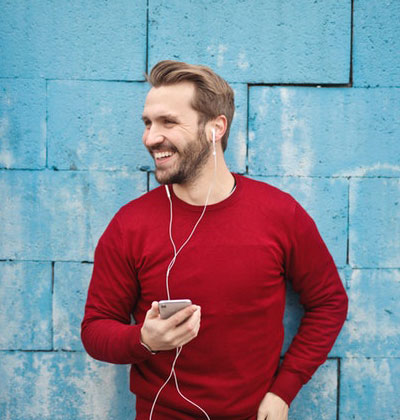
[147,143,178,154]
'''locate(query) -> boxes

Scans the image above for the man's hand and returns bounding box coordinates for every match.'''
[140,301,201,352]
[257,392,289,420]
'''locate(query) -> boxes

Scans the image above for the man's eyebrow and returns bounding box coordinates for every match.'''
[141,113,179,121]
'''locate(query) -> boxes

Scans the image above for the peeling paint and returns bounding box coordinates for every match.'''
[279,88,314,177]
[333,163,400,177]
[207,44,228,68]
[237,51,249,70]
[0,115,14,168]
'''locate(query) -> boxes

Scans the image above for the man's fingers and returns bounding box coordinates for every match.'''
[175,308,201,334]
[142,303,201,350]
[167,305,200,327]
[146,301,160,319]
[170,308,201,345]
[256,392,288,420]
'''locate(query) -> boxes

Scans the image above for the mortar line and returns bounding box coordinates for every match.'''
[46,77,147,83]
[0,259,94,263]
[0,259,96,264]
[145,0,150,74]
[0,167,48,171]
[45,79,49,168]
[234,172,400,179]
[51,261,55,351]
[337,358,341,420]
[0,167,148,173]
[248,82,351,88]
[2,76,398,87]
[349,0,354,86]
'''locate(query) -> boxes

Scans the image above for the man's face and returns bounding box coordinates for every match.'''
[142,82,211,185]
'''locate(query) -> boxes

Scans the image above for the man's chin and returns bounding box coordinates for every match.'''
[154,169,174,185]
[155,168,187,185]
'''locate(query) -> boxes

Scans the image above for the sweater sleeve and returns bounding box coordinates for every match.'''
[268,201,348,406]
[81,214,153,364]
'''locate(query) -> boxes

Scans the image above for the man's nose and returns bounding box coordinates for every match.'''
[143,125,165,148]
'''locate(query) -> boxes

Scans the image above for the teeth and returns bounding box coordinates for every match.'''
[154,151,173,159]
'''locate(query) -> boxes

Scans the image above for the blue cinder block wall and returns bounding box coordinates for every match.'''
[1,1,399,419]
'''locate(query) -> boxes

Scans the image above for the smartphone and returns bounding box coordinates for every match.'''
[159,299,192,319]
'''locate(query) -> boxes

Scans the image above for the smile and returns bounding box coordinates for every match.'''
[154,151,175,160]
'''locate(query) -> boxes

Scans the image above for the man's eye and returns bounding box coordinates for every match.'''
[164,120,176,125]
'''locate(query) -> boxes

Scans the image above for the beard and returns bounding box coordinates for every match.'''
[151,126,211,185]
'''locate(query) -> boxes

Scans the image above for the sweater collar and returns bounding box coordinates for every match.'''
[167,172,242,213]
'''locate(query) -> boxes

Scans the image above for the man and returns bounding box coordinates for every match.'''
[81,60,348,420]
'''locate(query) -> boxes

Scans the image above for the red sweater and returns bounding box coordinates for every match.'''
[81,173,348,419]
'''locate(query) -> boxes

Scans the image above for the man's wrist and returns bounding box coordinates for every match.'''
[140,339,158,355]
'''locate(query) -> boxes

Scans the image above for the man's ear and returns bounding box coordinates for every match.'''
[210,115,228,143]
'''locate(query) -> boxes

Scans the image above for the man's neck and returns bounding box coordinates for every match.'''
[172,154,235,206]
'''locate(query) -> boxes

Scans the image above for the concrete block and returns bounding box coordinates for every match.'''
[289,359,337,420]
[0,79,46,169]
[354,0,400,87]
[53,262,93,351]
[0,351,135,419]
[87,170,148,250]
[248,87,400,177]
[255,176,348,267]
[0,261,52,350]
[0,170,147,261]
[350,178,400,268]
[334,269,400,357]
[148,0,350,83]
[0,0,146,80]
[340,357,400,419]
[48,81,152,171]
[0,170,92,261]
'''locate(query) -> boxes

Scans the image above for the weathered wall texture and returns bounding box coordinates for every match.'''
[0,0,399,419]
